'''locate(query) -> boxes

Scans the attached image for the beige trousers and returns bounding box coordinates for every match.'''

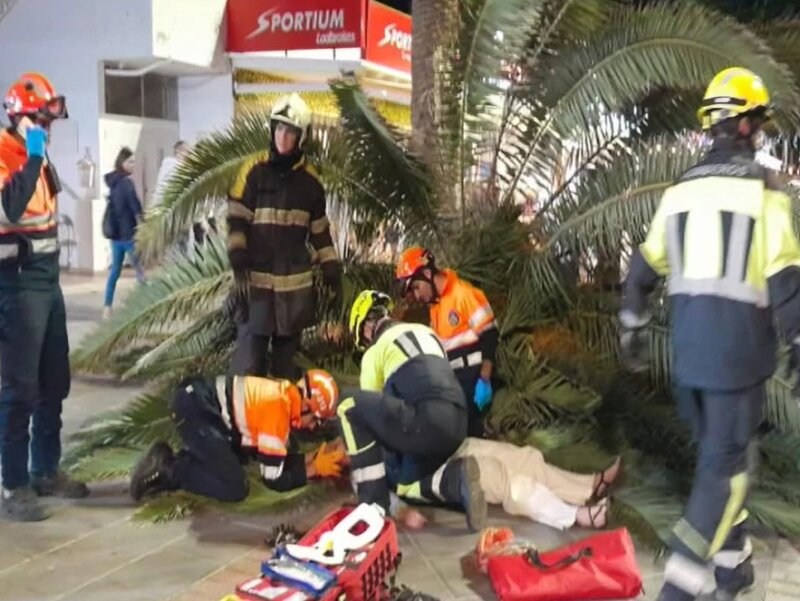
[453,438,596,530]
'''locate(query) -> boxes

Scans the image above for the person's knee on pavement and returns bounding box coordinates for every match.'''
[219,473,249,503]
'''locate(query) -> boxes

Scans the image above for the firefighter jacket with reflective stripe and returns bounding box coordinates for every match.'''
[622,143,800,390]
[227,152,340,335]
[213,375,306,489]
[0,129,60,288]
[429,270,499,373]
[360,320,466,410]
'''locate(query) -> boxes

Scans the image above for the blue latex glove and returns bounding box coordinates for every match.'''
[25,126,47,158]
[474,378,493,411]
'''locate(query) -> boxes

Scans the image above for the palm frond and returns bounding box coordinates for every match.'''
[136,112,272,260]
[748,492,800,541]
[64,386,177,467]
[439,0,544,209]
[69,447,142,482]
[328,79,439,246]
[545,138,702,258]
[765,356,800,434]
[72,234,231,374]
[133,471,334,523]
[502,1,800,202]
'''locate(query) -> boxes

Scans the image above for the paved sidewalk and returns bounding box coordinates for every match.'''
[0,272,797,601]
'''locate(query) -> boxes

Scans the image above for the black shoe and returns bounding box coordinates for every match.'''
[129,441,177,502]
[458,456,487,533]
[712,557,755,601]
[1,486,48,522]
[32,472,90,499]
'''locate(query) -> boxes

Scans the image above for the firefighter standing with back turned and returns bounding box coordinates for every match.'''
[0,73,88,522]
[395,248,499,437]
[227,93,341,380]
[620,67,800,601]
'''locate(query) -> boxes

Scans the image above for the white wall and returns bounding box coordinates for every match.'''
[152,0,227,67]
[178,73,234,144]
[0,0,229,272]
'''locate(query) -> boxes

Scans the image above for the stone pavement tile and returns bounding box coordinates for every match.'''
[57,547,235,601]
[0,503,131,572]
[0,519,188,601]
[168,551,263,601]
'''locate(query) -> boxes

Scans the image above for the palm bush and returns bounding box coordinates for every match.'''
[70,0,800,547]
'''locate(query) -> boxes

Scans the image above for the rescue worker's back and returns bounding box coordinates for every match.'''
[630,150,800,390]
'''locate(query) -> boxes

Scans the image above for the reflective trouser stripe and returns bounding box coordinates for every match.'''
[337,395,390,511]
[664,553,716,596]
[713,537,752,569]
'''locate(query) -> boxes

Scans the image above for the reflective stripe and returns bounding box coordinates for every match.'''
[429,463,447,501]
[228,232,247,250]
[0,244,18,260]
[713,538,752,569]
[0,237,58,260]
[310,216,329,234]
[468,305,494,330]
[249,270,313,292]
[664,553,716,596]
[232,377,252,446]
[215,377,232,430]
[260,462,284,481]
[666,213,684,276]
[674,517,710,558]
[668,277,767,308]
[352,463,386,484]
[450,351,483,370]
[258,433,286,454]
[253,207,310,227]
[441,329,480,352]
[0,211,56,228]
[725,213,752,283]
[474,319,497,335]
[316,245,337,263]
[228,200,254,221]
[395,332,421,358]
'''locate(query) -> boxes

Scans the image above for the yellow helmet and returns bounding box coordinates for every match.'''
[349,290,394,349]
[270,93,312,147]
[698,67,771,130]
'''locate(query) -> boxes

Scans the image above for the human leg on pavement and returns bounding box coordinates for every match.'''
[658,385,763,601]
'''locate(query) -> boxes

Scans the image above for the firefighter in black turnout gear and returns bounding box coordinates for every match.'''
[0,73,88,523]
[339,290,487,532]
[227,93,340,379]
[620,68,800,601]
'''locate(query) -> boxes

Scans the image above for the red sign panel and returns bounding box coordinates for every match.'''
[226,0,363,53]
[364,1,412,75]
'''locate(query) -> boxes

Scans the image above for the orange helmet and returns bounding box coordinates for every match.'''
[4,72,67,121]
[300,369,338,420]
[395,247,436,294]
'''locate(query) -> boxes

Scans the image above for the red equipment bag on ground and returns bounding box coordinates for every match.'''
[486,528,643,601]
[236,506,400,601]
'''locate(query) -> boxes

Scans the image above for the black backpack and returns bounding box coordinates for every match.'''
[102,196,118,240]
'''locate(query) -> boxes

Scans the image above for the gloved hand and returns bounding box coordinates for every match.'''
[25,126,47,158]
[312,442,347,479]
[474,378,493,411]
[619,310,650,373]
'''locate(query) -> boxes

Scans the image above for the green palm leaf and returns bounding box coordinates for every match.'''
[136,112,271,260]
[328,79,438,246]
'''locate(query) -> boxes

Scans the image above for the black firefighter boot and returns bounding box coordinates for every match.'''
[129,441,178,502]
[438,456,487,532]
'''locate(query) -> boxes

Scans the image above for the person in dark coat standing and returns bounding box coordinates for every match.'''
[227,93,341,379]
[103,146,145,319]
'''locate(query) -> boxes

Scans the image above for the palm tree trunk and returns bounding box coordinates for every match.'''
[411,0,458,225]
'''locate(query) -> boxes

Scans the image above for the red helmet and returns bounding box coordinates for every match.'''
[395,247,436,294]
[4,72,68,121]
[300,369,338,420]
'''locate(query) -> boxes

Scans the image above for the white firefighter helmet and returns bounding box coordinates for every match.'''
[269,93,312,148]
